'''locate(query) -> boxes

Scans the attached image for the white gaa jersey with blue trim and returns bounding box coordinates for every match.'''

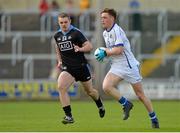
[103,23,139,68]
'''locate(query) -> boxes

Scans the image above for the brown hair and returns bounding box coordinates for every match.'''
[58,12,71,19]
[101,8,117,20]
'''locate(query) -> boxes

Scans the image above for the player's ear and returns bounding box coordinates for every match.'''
[110,16,115,22]
[69,18,71,23]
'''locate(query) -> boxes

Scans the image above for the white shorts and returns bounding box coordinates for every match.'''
[109,63,142,84]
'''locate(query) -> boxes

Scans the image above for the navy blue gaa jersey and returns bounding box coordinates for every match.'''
[54,26,88,68]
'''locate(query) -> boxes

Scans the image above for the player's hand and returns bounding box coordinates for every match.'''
[57,61,62,69]
[74,44,81,52]
[95,48,107,62]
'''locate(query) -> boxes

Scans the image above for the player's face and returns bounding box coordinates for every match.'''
[101,13,114,30]
[58,17,71,32]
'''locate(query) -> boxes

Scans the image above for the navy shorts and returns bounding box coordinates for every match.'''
[62,64,91,82]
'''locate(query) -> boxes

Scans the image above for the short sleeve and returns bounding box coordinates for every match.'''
[76,30,88,45]
[114,28,124,47]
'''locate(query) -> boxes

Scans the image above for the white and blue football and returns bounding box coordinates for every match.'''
[94,47,106,57]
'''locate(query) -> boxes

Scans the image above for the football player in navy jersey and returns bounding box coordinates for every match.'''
[54,13,105,124]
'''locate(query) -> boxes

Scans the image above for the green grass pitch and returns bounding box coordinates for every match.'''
[0,100,180,132]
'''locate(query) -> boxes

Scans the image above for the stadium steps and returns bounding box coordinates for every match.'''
[0,60,23,79]
[149,58,179,78]
[0,37,52,54]
[167,12,180,31]
[0,37,12,53]
[141,36,180,77]
[33,60,52,79]
[0,36,53,77]
[141,13,158,33]
[11,14,40,31]
[0,59,52,79]
[0,36,53,79]
[22,37,51,54]
[129,13,158,32]
[141,33,160,54]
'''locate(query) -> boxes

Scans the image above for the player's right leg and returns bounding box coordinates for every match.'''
[81,79,105,118]
[102,72,133,120]
[57,71,75,124]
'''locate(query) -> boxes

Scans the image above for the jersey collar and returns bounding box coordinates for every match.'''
[58,25,74,35]
[106,23,116,32]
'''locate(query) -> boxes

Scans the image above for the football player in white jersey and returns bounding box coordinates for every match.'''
[96,8,159,128]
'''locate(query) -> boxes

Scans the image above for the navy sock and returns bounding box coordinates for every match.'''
[63,105,72,117]
[94,97,103,109]
[149,112,158,123]
[118,96,128,106]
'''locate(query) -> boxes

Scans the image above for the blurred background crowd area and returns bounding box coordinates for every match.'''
[0,0,180,12]
[0,0,180,100]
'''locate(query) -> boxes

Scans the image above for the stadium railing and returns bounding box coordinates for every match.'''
[0,31,140,80]
[174,58,180,79]
[161,31,180,63]
[118,9,168,41]
[161,31,180,79]
[1,9,167,39]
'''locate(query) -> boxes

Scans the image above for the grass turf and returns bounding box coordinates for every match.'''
[0,100,179,132]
